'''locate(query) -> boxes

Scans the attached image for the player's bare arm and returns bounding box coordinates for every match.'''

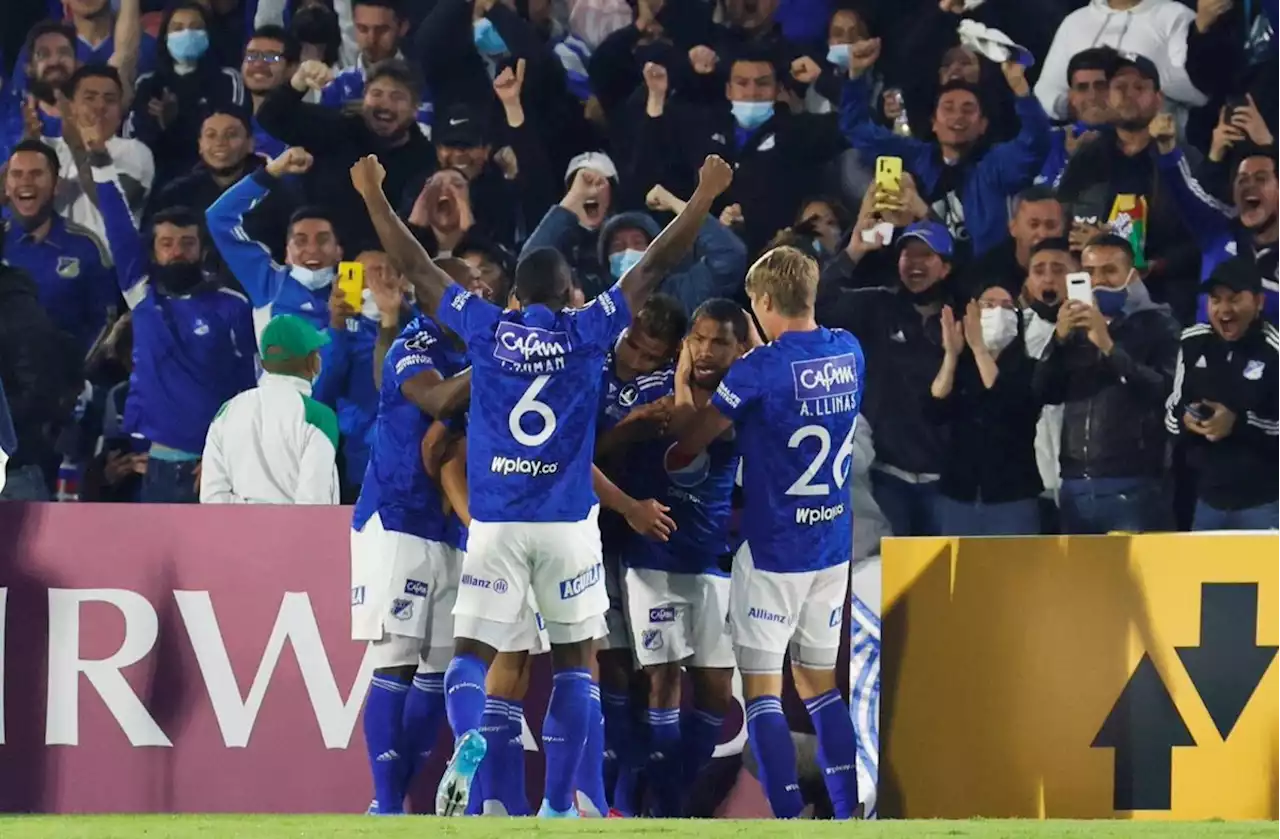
[617,155,734,313]
[671,404,733,463]
[592,466,676,542]
[403,369,472,420]
[350,155,457,315]
[437,431,471,527]
[595,394,673,459]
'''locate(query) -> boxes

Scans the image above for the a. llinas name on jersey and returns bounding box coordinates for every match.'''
[493,322,573,375]
[791,354,860,417]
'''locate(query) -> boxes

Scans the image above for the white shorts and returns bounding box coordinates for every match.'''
[601,553,631,651]
[500,587,551,655]
[625,566,734,668]
[455,505,608,628]
[729,542,848,657]
[351,513,463,645]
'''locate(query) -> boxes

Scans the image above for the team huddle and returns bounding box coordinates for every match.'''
[345,152,866,820]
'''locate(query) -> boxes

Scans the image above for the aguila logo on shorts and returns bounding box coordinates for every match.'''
[493,323,572,365]
[390,598,414,620]
[404,579,429,597]
[649,606,676,623]
[461,574,507,593]
[641,629,664,651]
[792,354,859,400]
[748,606,789,625]
[559,563,602,599]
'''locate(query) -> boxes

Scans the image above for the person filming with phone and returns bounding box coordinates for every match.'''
[1033,233,1180,534]
[1164,257,1278,531]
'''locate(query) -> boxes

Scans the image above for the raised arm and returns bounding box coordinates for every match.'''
[350,155,457,316]
[617,155,734,314]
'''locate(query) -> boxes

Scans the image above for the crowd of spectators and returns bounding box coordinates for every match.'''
[0,0,1275,534]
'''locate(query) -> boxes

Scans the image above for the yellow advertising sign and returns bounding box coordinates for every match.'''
[880,534,1279,820]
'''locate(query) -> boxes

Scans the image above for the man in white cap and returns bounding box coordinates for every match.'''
[522,150,620,298]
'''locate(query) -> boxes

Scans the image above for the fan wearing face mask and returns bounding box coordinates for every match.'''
[89,152,258,504]
[1032,233,1181,535]
[927,285,1044,536]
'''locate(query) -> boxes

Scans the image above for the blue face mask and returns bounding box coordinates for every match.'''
[730,100,774,131]
[826,43,851,70]
[609,249,644,279]
[167,28,210,63]
[473,18,509,56]
[1093,286,1129,317]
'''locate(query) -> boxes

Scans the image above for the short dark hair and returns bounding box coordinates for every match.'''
[63,64,123,99]
[513,246,572,307]
[1029,236,1072,258]
[729,43,778,77]
[1234,143,1279,174]
[691,297,749,345]
[150,205,206,247]
[1066,46,1119,85]
[366,58,420,100]
[248,24,301,63]
[8,139,61,175]
[289,206,340,238]
[24,20,76,61]
[1083,232,1135,263]
[290,5,342,66]
[1012,185,1062,215]
[200,105,253,135]
[353,0,403,14]
[633,294,689,350]
[935,80,985,116]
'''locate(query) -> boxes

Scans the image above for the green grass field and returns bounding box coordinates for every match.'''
[0,817,1274,839]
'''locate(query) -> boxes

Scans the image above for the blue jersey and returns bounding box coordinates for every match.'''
[353,316,469,546]
[623,371,739,576]
[437,282,631,523]
[711,328,865,573]
[596,356,672,552]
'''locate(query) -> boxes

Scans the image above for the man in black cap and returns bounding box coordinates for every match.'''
[1058,52,1200,321]
[1165,256,1278,531]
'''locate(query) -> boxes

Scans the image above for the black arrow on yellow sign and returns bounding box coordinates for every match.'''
[1176,582,1278,740]
[1092,654,1195,811]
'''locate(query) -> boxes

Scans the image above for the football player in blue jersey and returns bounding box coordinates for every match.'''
[669,247,867,820]
[349,258,475,815]
[593,293,687,815]
[351,151,733,818]
[603,298,751,816]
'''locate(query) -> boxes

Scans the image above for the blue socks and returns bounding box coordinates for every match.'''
[364,674,410,814]
[805,689,860,819]
[541,668,593,813]
[401,673,446,790]
[475,697,510,813]
[645,707,683,816]
[574,683,608,816]
[683,707,725,787]
[506,701,531,815]
[745,695,803,819]
[601,688,639,815]
[443,654,489,740]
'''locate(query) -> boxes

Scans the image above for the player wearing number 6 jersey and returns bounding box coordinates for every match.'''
[350,152,734,819]
[669,246,866,820]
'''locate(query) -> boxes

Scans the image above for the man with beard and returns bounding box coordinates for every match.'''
[816,220,953,538]
[1153,120,1278,324]
[46,65,155,241]
[1036,46,1116,188]
[88,134,257,503]
[1164,257,1278,531]
[206,146,344,334]
[3,140,116,352]
[1058,53,1199,321]
[0,23,78,158]
[842,37,1051,261]
[150,108,295,267]
[240,25,299,158]
[257,57,434,250]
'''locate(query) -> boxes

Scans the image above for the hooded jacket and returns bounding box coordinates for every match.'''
[1034,0,1207,121]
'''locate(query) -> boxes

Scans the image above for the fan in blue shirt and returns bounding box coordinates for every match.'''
[671,246,865,822]
[348,151,733,819]
[4,141,118,350]
[92,153,256,503]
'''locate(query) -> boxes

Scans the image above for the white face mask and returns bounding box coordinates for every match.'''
[290,264,337,290]
[360,288,380,321]
[980,307,1018,352]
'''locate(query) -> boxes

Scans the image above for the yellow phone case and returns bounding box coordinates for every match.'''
[337,261,364,307]
[875,156,903,194]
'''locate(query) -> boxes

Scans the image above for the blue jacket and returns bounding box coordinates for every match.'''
[2,215,118,350]
[1156,147,1278,324]
[312,316,380,485]
[94,163,258,454]
[838,76,1052,256]
[205,168,332,334]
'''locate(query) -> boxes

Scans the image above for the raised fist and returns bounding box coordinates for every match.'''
[291,60,334,93]
[643,62,669,99]
[688,46,718,75]
[848,38,881,78]
[267,147,315,178]
[493,58,526,105]
[349,154,386,197]
[696,155,733,198]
